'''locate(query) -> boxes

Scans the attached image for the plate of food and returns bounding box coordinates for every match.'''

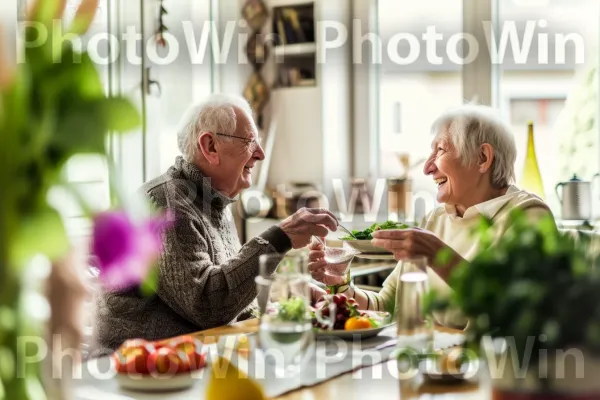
[311,294,393,340]
[111,336,207,391]
[340,221,412,254]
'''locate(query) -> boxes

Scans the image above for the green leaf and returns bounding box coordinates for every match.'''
[102,97,141,133]
[67,2,100,35]
[0,345,16,383]
[140,266,159,296]
[542,320,560,345]
[0,307,15,345]
[367,317,380,328]
[341,220,409,240]
[434,247,453,267]
[9,207,69,265]
[30,0,62,23]
[52,100,109,153]
[586,321,600,348]
[277,297,307,323]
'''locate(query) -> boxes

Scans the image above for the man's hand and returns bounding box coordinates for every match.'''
[279,208,338,249]
[307,238,349,285]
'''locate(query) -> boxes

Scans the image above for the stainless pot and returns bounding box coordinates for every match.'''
[555,174,600,220]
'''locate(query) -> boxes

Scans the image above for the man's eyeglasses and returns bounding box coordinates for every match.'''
[215,133,262,149]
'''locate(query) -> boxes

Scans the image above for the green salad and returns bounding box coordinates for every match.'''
[340,220,411,240]
[276,297,307,323]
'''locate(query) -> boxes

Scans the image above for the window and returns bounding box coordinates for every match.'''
[374,0,600,219]
[377,0,464,220]
[498,0,600,214]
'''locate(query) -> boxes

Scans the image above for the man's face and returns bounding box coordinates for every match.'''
[214,109,265,197]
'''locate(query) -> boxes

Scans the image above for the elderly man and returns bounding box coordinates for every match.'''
[94,94,336,352]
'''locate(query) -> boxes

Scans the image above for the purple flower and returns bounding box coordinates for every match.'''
[91,210,173,290]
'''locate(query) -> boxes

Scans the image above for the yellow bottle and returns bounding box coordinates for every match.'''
[206,357,265,400]
[519,121,545,199]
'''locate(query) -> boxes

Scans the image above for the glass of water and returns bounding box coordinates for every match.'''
[395,256,434,353]
[256,254,314,378]
[311,237,358,286]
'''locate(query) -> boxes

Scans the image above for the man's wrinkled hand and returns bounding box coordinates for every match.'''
[279,208,338,249]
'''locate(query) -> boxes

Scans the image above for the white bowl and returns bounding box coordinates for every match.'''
[115,371,196,392]
[341,239,391,254]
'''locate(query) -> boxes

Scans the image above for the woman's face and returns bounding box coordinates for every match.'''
[423,132,480,207]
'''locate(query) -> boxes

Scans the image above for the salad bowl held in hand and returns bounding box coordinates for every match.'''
[339,221,412,254]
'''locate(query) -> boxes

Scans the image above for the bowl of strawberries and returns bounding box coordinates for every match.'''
[111,335,207,391]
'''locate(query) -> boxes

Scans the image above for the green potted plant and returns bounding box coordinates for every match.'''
[427,209,600,399]
[0,1,170,399]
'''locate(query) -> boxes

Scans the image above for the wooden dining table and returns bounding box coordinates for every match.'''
[192,319,493,400]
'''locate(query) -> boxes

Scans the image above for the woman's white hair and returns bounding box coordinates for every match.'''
[177,93,255,161]
[431,104,517,188]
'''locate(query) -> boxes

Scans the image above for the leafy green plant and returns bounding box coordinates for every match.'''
[340,220,412,240]
[0,1,141,398]
[426,209,600,366]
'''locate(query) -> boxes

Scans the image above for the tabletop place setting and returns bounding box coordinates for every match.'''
[85,221,472,399]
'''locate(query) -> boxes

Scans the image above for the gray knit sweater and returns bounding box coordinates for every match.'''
[92,157,291,355]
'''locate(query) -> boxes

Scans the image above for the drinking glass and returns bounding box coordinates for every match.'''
[311,237,358,285]
[395,256,434,353]
[256,254,315,378]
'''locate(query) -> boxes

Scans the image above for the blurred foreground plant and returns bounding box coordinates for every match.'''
[0,1,169,398]
[425,209,600,374]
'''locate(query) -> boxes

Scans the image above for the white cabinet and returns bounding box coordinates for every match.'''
[265,0,352,209]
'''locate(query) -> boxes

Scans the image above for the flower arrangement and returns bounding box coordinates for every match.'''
[0,0,170,398]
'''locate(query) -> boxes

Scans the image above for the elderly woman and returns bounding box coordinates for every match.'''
[309,104,554,327]
[94,94,337,353]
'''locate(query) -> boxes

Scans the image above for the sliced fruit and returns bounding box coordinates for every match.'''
[147,347,186,375]
[114,339,155,374]
[166,335,199,354]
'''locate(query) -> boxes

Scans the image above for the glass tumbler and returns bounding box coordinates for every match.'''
[395,256,434,353]
[255,254,315,378]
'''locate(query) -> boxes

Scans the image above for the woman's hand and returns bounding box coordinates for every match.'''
[309,283,327,306]
[371,228,464,279]
[307,238,349,286]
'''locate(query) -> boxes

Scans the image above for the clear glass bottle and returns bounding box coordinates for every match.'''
[519,122,545,199]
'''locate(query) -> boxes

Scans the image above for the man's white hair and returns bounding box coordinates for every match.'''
[431,104,517,188]
[177,93,256,161]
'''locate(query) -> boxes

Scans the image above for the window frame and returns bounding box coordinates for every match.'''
[355,0,497,179]
[360,0,600,197]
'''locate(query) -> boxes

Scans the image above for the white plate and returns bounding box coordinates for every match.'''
[315,323,394,340]
[355,253,395,260]
[115,371,196,392]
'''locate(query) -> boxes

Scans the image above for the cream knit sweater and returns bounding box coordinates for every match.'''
[364,186,554,327]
